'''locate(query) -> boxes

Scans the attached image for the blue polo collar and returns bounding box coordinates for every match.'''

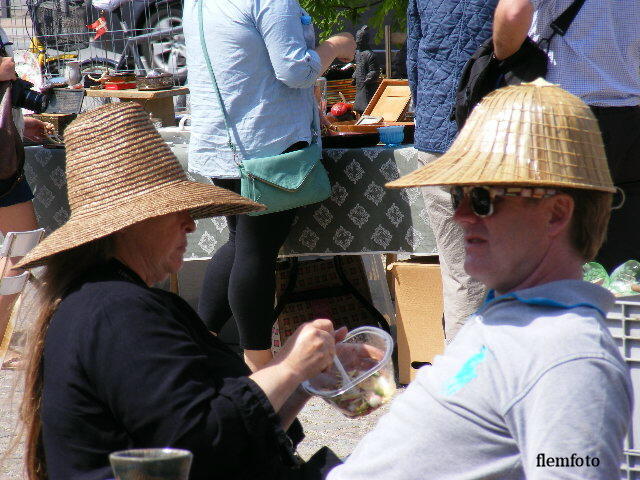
[481,281,608,318]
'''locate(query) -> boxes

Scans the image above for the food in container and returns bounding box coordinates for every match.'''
[303,326,396,417]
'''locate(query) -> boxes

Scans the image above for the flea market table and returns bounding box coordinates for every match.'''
[83,86,190,127]
[24,144,436,257]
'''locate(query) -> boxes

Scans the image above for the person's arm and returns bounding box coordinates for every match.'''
[505,357,632,479]
[315,33,356,75]
[274,385,311,430]
[0,56,17,81]
[266,320,347,429]
[249,319,336,414]
[256,0,354,89]
[493,0,534,60]
[83,294,336,474]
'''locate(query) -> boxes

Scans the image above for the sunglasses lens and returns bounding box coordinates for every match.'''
[450,187,464,210]
[470,187,492,216]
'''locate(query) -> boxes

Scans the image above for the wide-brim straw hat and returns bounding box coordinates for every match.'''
[18,102,264,269]
[387,79,615,193]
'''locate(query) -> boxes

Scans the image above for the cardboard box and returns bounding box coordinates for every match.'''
[388,257,445,384]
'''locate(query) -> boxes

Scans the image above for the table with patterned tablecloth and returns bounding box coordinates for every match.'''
[24,145,436,258]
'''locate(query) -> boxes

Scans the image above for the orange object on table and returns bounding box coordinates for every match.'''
[105,82,137,90]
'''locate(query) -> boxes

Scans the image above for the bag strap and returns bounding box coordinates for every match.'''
[0,83,26,199]
[0,41,11,57]
[196,0,318,161]
[550,0,587,36]
[540,0,587,49]
[196,0,238,161]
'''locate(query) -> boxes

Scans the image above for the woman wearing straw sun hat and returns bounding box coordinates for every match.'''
[16,103,344,480]
[327,79,632,480]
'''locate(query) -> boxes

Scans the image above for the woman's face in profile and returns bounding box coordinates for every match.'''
[115,211,196,285]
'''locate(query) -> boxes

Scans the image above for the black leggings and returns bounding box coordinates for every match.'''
[198,142,306,349]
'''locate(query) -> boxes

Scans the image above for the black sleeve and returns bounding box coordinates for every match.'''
[79,290,300,478]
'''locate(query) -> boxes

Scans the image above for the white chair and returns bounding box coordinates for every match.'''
[0,229,45,293]
[0,228,45,369]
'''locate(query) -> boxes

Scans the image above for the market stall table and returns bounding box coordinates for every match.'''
[25,144,436,259]
[24,144,436,257]
[83,86,189,127]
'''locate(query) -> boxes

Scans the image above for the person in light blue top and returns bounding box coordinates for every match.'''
[183,0,355,370]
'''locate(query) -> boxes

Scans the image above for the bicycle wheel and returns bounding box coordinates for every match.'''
[140,4,187,82]
[79,58,118,112]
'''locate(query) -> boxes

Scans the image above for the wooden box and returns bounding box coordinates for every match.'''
[329,79,413,136]
[363,79,412,122]
[326,78,357,106]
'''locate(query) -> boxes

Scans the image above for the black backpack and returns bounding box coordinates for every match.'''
[451,0,587,129]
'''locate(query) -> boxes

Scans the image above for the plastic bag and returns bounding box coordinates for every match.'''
[583,262,610,288]
[91,0,129,12]
[608,260,640,297]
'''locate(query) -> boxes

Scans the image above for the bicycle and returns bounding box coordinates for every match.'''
[25,0,179,74]
[24,0,185,110]
[80,7,185,84]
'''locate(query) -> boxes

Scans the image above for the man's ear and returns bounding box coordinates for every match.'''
[547,193,574,237]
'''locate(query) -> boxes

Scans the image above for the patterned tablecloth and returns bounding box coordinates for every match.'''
[24,144,436,258]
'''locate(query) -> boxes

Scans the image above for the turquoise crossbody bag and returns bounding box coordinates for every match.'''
[197,0,331,215]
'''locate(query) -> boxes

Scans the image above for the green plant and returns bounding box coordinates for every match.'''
[300,0,408,41]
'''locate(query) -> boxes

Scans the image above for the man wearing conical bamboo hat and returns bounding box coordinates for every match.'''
[327,80,632,480]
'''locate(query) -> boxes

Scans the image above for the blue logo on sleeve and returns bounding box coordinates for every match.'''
[442,346,488,395]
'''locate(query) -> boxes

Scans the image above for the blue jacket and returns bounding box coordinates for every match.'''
[407,0,497,153]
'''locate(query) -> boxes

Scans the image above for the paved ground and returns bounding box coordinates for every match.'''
[0,368,24,479]
[0,282,400,477]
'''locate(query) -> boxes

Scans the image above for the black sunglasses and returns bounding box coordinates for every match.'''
[450,186,557,217]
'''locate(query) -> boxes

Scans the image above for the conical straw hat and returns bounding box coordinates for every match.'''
[387,79,614,193]
[19,102,264,269]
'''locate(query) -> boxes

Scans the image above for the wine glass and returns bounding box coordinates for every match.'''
[109,448,192,480]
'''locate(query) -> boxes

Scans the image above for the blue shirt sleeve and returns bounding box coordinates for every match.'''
[406,0,421,101]
[255,0,322,89]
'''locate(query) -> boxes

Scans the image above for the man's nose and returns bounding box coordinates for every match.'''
[183,212,196,233]
[452,196,478,225]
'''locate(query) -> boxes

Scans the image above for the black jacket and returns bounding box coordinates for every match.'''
[41,259,305,480]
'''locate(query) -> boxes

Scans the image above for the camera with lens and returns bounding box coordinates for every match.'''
[11,78,50,113]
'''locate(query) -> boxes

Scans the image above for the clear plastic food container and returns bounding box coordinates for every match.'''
[302,326,396,417]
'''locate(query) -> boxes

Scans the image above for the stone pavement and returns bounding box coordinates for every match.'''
[0,368,24,479]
